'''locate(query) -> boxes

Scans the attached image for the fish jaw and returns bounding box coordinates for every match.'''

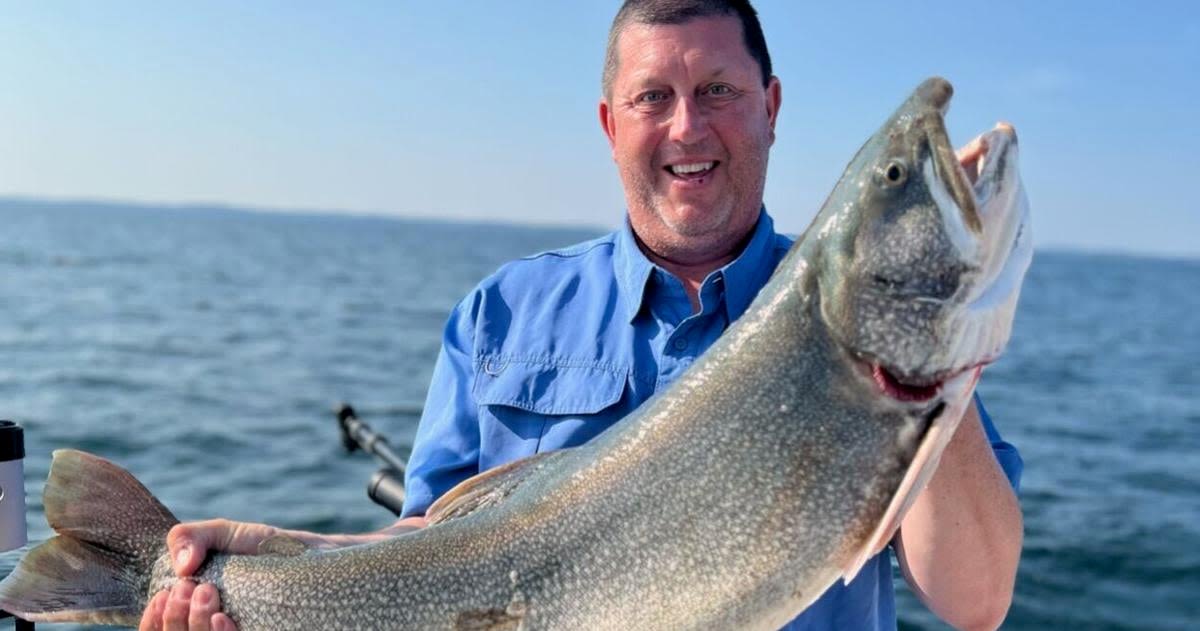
[896,122,1032,387]
[948,124,1033,371]
[815,78,1032,398]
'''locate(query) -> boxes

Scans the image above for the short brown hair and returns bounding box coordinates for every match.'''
[602,0,773,100]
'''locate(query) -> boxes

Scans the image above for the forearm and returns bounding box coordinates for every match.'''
[895,403,1023,630]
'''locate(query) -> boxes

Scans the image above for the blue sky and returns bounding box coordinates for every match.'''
[2,1,1197,257]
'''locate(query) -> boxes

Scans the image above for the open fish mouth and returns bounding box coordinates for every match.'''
[943,122,1033,372]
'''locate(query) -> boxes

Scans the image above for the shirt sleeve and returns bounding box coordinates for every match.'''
[400,295,482,517]
[974,391,1023,492]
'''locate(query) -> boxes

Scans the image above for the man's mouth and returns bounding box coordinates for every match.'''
[665,161,719,180]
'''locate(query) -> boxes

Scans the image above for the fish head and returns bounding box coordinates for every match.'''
[814,77,1033,407]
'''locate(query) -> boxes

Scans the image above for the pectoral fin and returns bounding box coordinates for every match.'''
[841,376,979,583]
[427,450,567,525]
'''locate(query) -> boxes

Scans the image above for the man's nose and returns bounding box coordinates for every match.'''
[667,96,708,145]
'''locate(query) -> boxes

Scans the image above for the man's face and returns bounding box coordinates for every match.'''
[601,15,781,264]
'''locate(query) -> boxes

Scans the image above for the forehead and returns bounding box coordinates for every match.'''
[613,15,757,86]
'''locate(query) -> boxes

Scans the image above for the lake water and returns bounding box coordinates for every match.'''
[1,199,1197,630]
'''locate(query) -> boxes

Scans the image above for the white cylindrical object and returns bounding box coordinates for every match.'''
[0,420,27,553]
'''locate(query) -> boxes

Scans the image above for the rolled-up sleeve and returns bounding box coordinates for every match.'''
[401,295,482,517]
[974,392,1023,492]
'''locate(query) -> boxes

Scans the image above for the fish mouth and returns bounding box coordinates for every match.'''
[918,80,1023,271]
[918,114,1031,378]
[903,79,1028,285]
[954,122,1032,323]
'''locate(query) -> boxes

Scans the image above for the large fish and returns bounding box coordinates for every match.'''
[0,77,1031,629]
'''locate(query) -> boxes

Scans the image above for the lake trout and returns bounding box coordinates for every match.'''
[0,77,1032,629]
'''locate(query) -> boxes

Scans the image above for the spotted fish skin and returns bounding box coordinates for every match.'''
[0,77,1031,630]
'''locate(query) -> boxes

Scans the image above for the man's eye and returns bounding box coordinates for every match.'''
[705,84,734,97]
[637,91,669,104]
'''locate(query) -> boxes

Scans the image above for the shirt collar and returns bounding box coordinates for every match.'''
[613,208,778,324]
[720,208,777,322]
[614,217,657,323]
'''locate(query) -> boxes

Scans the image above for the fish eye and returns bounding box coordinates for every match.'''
[882,161,908,186]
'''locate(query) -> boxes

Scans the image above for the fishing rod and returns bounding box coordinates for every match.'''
[0,420,34,630]
[335,403,408,516]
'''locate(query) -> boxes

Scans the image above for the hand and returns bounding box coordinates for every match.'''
[138,519,277,631]
[136,516,427,630]
[139,581,236,631]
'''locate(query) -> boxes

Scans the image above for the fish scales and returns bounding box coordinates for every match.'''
[0,77,1032,629]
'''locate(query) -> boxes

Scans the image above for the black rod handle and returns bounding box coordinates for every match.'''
[367,468,406,516]
[336,403,408,514]
[335,403,407,474]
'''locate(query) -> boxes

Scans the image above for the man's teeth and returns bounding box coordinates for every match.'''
[669,162,715,176]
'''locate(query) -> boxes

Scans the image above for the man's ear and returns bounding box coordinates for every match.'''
[765,76,782,145]
[599,98,618,155]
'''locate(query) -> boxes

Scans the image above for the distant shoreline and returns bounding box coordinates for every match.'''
[1,194,1195,264]
[0,194,609,237]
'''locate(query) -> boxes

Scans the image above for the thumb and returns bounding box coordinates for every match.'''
[167,519,279,576]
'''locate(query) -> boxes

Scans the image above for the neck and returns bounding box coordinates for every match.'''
[635,230,754,313]
[646,250,735,312]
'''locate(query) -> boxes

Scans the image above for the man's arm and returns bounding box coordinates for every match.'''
[399,294,483,517]
[894,398,1024,631]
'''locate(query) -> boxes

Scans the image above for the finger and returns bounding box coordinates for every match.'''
[956,134,989,186]
[168,521,232,576]
[187,583,221,631]
[956,134,987,178]
[163,580,196,631]
[211,613,239,631]
[956,134,986,162]
[169,520,277,576]
[138,590,169,631]
[168,523,206,576]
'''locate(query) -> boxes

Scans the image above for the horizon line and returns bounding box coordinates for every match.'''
[1,192,1195,264]
[0,192,610,234]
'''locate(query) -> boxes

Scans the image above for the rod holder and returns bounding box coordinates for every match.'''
[0,420,32,628]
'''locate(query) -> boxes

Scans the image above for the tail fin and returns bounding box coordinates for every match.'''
[0,449,179,625]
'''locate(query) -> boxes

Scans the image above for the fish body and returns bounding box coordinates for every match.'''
[0,77,1032,629]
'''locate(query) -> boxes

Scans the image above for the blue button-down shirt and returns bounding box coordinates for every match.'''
[402,209,1023,630]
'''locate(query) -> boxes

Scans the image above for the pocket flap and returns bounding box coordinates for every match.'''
[472,357,627,415]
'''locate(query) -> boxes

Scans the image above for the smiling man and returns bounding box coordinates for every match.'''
[599,8,776,304]
[142,2,1023,630]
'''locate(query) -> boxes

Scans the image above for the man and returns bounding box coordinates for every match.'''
[141,2,1023,630]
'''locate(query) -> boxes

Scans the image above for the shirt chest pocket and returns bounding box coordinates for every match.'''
[471,357,630,470]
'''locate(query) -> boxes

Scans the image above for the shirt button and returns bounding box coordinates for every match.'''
[672,338,689,351]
